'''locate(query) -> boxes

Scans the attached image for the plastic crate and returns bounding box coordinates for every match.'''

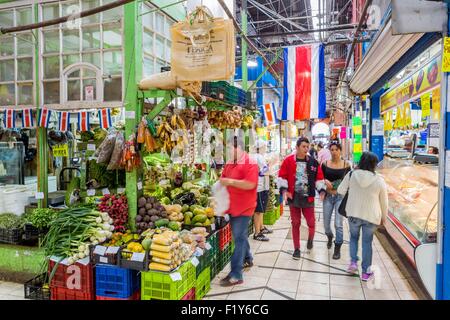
[194,249,211,278]
[218,222,232,251]
[24,273,51,300]
[50,286,95,300]
[48,259,94,294]
[90,244,121,266]
[210,253,220,280]
[0,228,23,244]
[23,223,39,240]
[263,210,277,225]
[219,243,234,271]
[206,231,219,258]
[141,260,196,300]
[195,267,211,300]
[181,287,196,300]
[96,290,140,300]
[118,243,150,271]
[95,264,140,299]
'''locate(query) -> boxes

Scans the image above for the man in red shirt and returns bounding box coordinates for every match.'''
[278,137,326,259]
[220,135,259,286]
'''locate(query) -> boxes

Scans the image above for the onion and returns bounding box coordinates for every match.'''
[67,257,75,265]
[78,252,86,259]
[84,249,90,256]
[110,225,115,231]
[78,245,86,253]
[102,223,111,231]
[92,240,99,245]
[90,236,96,242]
[96,217,102,224]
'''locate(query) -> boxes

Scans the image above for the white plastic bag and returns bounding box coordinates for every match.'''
[211,181,229,217]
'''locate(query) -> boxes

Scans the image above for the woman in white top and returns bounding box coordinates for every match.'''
[337,151,388,282]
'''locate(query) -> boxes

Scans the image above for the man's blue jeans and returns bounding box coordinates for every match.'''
[348,216,377,274]
[322,194,344,245]
[229,215,252,280]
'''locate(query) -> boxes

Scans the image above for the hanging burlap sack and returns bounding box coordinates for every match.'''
[170,6,235,81]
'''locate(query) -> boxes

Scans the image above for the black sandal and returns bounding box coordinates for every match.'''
[253,233,269,241]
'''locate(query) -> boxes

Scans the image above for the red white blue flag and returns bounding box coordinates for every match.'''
[4,109,15,128]
[282,44,326,121]
[21,109,34,128]
[259,102,279,126]
[78,111,90,132]
[38,108,52,128]
[58,111,70,132]
[98,109,112,129]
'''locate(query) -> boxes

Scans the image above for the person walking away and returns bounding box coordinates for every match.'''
[320,141,351,260]
[253,140,273,242]
[278,137,326,259]
[220,135,259,286]
[317,142,331,164]
[337,152,388,281]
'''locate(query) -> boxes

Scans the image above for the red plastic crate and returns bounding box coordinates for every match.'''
[51,286,95,300]
[181,288,195,300]
[96,290,141,300]
[219,223,232,251]
[48,260,94,294]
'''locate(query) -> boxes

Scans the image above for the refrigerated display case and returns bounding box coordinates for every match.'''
[377,157,438,265]
[0,142,25,185]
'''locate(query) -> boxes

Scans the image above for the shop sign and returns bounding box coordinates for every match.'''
[432,87,441,120]
[53,144,69,157]
[381,56,441,113]
[443,37,450,72]
[421,92,431,118]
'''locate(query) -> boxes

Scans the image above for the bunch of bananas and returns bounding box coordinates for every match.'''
[241,114,254,130]
[157,114,188,153]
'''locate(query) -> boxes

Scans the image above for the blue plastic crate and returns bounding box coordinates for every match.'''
[95,264,140,299]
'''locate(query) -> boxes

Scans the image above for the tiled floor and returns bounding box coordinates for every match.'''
[206,205,420,300]
[0,206,419,300]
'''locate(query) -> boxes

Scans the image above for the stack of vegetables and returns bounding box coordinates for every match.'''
[163,204,184,231]
[97,194,128,233]
[42,207,115,265]
[148,229,183,272]
[183,205,215,228]
[136,196,168,234]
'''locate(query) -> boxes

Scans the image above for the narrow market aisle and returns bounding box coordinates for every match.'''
[206,205,419,300]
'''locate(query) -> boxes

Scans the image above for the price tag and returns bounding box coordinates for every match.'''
[106,246,119,255]
[78,256,90,265]
[35,192,45,200]
[125,111,135,119]
[137,182,143,190]
[224,214,230,222]
[100,257,108,264]
[117,187,125,194]
[210,224,215,231]
[195,248,204,256]
[190,257,199,267]
[93,246,107,256]
[87,189,96,196]
[170,272,182,281]
[131,252,145,262]
[52,144,69,157]
[176,88,183,96]
[102,188,110,195]
[88,157,96,161]
[205,243,212,250]
[87,144,96,151]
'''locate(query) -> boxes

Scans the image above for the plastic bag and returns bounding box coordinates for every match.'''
[211,181,229,217]
[96,131,117,164]
[107,132,124,170]
[137,117,147,144]
[170,6,235,81]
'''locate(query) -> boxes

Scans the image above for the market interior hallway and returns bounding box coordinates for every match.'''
[206,205,419,300]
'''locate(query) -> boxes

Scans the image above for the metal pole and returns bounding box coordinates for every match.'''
[247,49,282,91]
[246,24,359,38]
[242,0,248,91]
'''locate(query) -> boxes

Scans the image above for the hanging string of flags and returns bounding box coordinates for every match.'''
[1,108,115,131]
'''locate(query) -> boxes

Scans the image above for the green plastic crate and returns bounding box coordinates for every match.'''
[263,210,277,225]
[248,217,254,236]
[141,260,196,300]
[275,206,280,220]
[195,267,211,300]
[219,243,234,271]
[210,252,220,280]
[195,250,211,278]
[206,231,219,258]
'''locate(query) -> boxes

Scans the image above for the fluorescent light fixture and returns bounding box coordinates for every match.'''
[247,60,258,67]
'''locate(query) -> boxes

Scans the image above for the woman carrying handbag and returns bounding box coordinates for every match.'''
[337,152,388,282]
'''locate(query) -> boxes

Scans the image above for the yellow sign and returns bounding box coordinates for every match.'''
[53,144,69,157]
[403,103,412,127]
[381,56,441,113]
[353,144,362,153]
[421,92,431,118]
[432,87,441,120]
[443,37,450,72]
[353,125,362,135]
